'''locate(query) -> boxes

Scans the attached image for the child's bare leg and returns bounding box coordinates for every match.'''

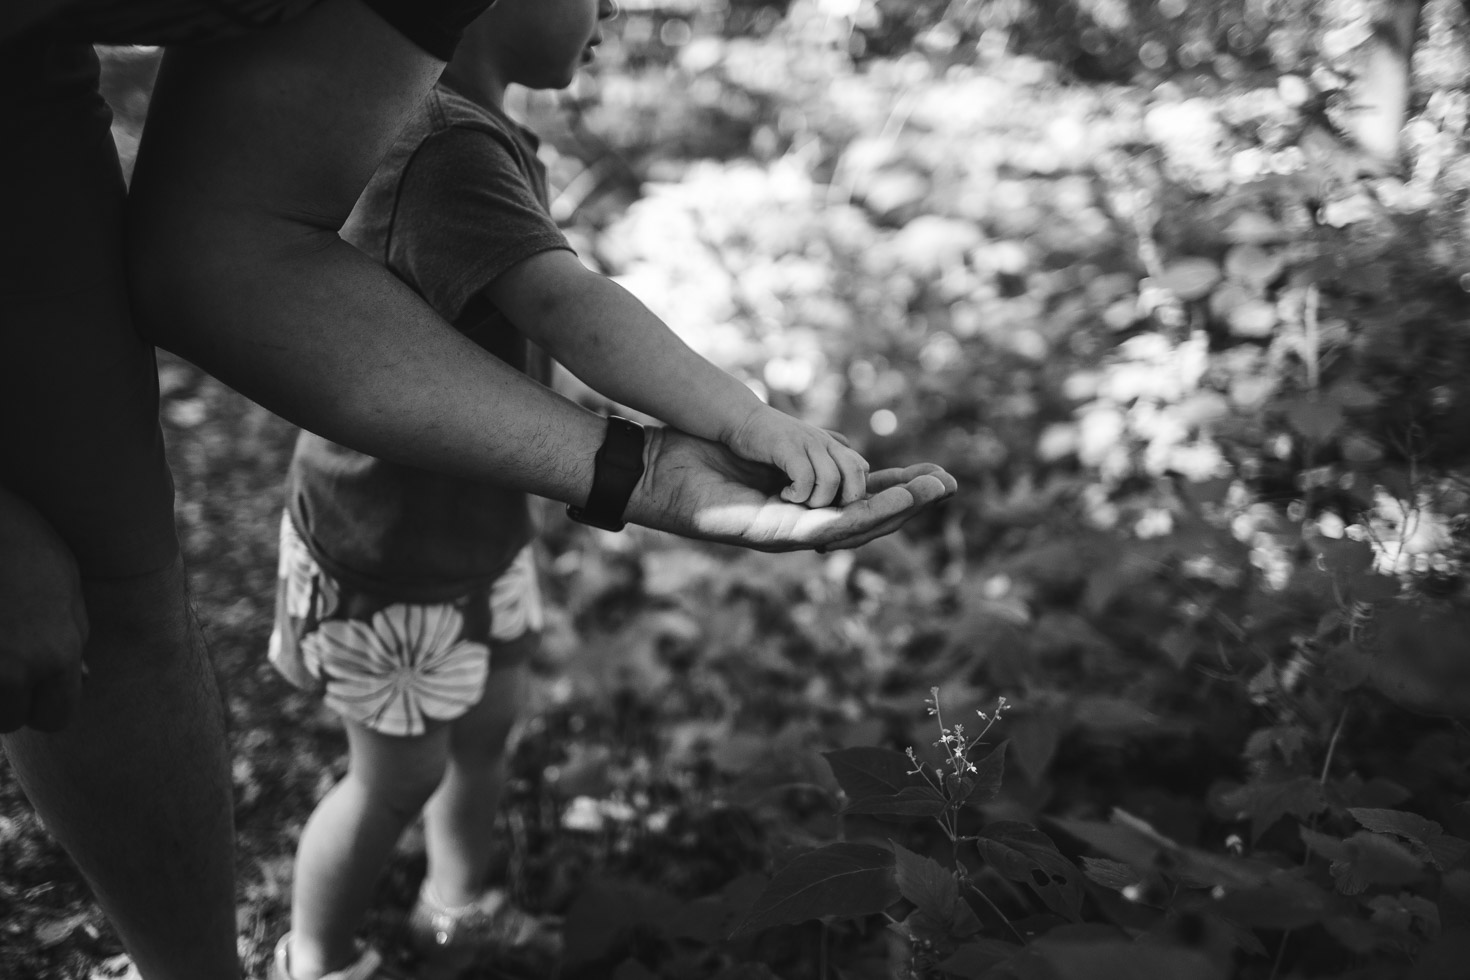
[288,720,450,980]
[422,649,533,906]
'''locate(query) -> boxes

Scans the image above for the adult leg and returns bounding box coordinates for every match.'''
[3,565,238,980]
[422,650,533,906]
[288,721,449,980]
[0,40,240,980]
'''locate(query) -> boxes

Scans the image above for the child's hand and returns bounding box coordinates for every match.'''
[726,404,870,508]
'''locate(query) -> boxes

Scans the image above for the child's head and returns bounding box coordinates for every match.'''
[459,0,619,93]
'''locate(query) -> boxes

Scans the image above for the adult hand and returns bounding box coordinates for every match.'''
[0,486,89,733]
[625,428,956,552]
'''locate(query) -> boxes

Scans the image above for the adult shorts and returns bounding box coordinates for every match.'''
[0,39,180,580]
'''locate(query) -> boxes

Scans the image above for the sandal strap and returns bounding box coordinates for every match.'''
[412,888,542,949]
[273,935,405,980]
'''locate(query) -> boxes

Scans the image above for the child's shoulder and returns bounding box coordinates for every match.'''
[424,85,523,148]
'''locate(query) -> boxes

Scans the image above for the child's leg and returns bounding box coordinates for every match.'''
[421,636,535,906]
[288,719,451,980]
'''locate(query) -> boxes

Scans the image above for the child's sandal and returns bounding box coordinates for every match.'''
[271,933,408,980]
[408,884,559,977]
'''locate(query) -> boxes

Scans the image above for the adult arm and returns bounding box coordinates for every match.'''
[126,0,953,547]
[128,0,605,504]
[0,484,87,732]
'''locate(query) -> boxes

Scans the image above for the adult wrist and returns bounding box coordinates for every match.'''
[619,425,666,532]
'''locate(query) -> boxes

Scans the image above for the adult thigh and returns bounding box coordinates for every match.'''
[0,39,178,581]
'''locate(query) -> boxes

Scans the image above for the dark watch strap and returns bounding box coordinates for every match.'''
[567,416,646,532]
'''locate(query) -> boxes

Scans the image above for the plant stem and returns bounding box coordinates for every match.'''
[965,880,1027,945]
[1320,703,1350,785]
[1269,929,1290,980]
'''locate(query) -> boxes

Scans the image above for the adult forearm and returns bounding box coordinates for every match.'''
[133,227,605,504]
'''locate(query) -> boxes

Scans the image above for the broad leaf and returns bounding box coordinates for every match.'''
[731,842,897,937]
[892,841,959,926]
[563,879,683,968]
[1427,835,1470,871]
[1212,873,1331,929]
[824,747,929,802]
[976,821,1084,921]
[1052,811,1271,890]
[612,960,660,980]
[841,785,947,818]
[1157,257,1222,300]
[1037,939,1227,980]
[964,741,1007,806]
[1304,827,1425,893]
[1284,398,1345,442]
[1080,857,1140,892]
[937,939,1024,978]
[1218,776,1326,842]
[1009,711,1063,785]
[1306,535,1374,578]
[1348,808,1441,847]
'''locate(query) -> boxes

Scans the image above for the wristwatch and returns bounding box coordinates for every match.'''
[567,416,646,532]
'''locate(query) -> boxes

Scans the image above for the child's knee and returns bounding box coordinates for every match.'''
[346,725,452,819]
[355,762,446,821]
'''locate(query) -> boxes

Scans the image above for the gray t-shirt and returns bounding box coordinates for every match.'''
[288,84,572,601]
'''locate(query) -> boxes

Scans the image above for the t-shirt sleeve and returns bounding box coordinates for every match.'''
[387,125,572,324]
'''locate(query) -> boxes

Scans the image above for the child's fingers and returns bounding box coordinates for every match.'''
[805,448,842,508]
[782,459,816,504]
[834,446,870,506]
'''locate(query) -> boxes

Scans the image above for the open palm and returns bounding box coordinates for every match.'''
[630,428,956,553]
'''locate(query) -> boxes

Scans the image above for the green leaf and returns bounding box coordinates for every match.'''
[1304,828,1425,893]
[841,786,948,818]
[1307,536,1375,578]
[563,879,683,968]
[937,939,1023,978]
[976,821,1084,921]
[730,842,898,937]
[1344,571,1400,603]
[1218,776,1327,842]
[1080,857,1140,892]
[1157,257,1222,300]
[1224,244,1284,285]
[1348,808,1442,847]
[1325,379,1381,410]
[1009,710,1064,785]
[612,960,660,980]
[824,746,928,803]
[1427,835,1470,871]
[1071,696,1159,735]
[1052,811,1271,890]
[1036,938,1227,980]
[1283,398,1345,441]
[965,741,1007,806]
[891,841,959,926]
[1212,873,1331,929]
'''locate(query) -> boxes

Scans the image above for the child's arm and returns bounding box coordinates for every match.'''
[487,248,870,508]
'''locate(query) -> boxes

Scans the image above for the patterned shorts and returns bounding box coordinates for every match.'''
[268,515,543,737]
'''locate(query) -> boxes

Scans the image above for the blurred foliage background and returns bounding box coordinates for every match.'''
[9,1,1470,978]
